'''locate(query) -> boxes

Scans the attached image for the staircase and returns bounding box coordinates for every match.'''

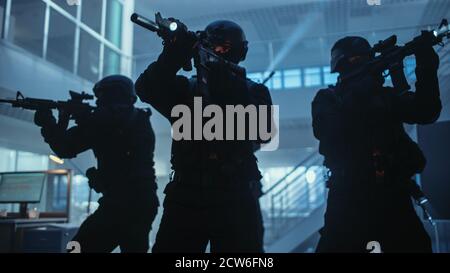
[260,151,328,252]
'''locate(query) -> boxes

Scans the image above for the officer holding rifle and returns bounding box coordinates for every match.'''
[312,22,448,252]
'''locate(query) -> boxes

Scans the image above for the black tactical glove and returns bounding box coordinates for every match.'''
[207,61,249,105]
[158,19,198,71]
[34,109,56,127]
[34,109,63,143]
[415,31,440,70]
[72,108,93,127]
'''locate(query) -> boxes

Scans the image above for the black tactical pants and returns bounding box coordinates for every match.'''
[316,182,432,253]
[152,181,264,253]
[72,183,159,253]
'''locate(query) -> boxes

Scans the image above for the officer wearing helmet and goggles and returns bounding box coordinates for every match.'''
[136,19,273,253]
[312,36,441,252]
[34,75,159,253]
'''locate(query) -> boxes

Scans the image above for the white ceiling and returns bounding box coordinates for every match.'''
[134,0,316,20]
[133,0,450,71]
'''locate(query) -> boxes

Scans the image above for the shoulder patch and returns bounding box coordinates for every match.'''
[247,78,269,92]
[315,87,335,97]
[313,88,338,105]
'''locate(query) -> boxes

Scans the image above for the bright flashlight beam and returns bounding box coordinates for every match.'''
[169,22,178,32]
[265,14,319,74]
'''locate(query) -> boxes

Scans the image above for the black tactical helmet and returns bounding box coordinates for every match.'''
[204,20,248,63]
[331,36,373,73]
[93,75,137,105]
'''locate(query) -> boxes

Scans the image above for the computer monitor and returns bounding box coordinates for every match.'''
[0,172,47,217]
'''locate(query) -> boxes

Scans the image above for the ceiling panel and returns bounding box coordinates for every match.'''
[133,0,448,71]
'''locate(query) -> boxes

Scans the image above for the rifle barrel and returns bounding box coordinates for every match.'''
[131,13,159,32]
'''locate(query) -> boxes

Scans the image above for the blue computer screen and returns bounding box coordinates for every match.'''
[0,172,46,203]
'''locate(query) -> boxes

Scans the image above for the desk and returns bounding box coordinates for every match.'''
[0,218,67,252]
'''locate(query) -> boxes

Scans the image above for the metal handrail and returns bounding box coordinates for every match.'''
[271,162,324,201]
[271,169,306,199]
[284,176,326,210]
[263,150,328,243]
[263,151,319,195]
[265,166,327,243]
[272,168,326,212]
[270,156,323,199]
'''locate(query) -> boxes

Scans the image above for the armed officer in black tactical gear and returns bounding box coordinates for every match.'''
[312,36,441,252]
[135,20,273,253]
[34,75,159,253]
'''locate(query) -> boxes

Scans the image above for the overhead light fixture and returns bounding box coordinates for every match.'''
[49,154,64,165]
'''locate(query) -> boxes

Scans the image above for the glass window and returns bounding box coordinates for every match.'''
[272,71,282,90]
[304,67,322,87]
[323,66,338,86]
[9,0,46,57]
[0,0,5,38]
[263,71,273,89]
[47,8,76,72]
[30,173,71,214]
[51,0,78,17]
[404,58,416,81]
[103,45,121,76]
[0,147,17,172]
[16,151,49,171]
[283,69,301,89]
[248,72,262,83]
[52,175,68,210]
[71,174,100,224]
[78,30,100,82]
[105,0,122,48]
[81,0,103,33]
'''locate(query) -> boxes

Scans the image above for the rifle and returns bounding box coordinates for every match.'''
[340,19,450,94]
[131,12,246,99]
[0,90,95,129]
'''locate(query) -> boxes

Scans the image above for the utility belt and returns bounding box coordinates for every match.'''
[174,150,260,179]
[328,144,423,184]
[169,163,262,195]
[327,158,422,201]
[328,168,411,187]
[86,167,156,194]
[328,170,430,211]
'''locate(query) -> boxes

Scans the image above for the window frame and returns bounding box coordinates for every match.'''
[1,0,128,81]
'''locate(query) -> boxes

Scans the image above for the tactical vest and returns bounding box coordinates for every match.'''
[321,84,426,183]
[169,77,261,182]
